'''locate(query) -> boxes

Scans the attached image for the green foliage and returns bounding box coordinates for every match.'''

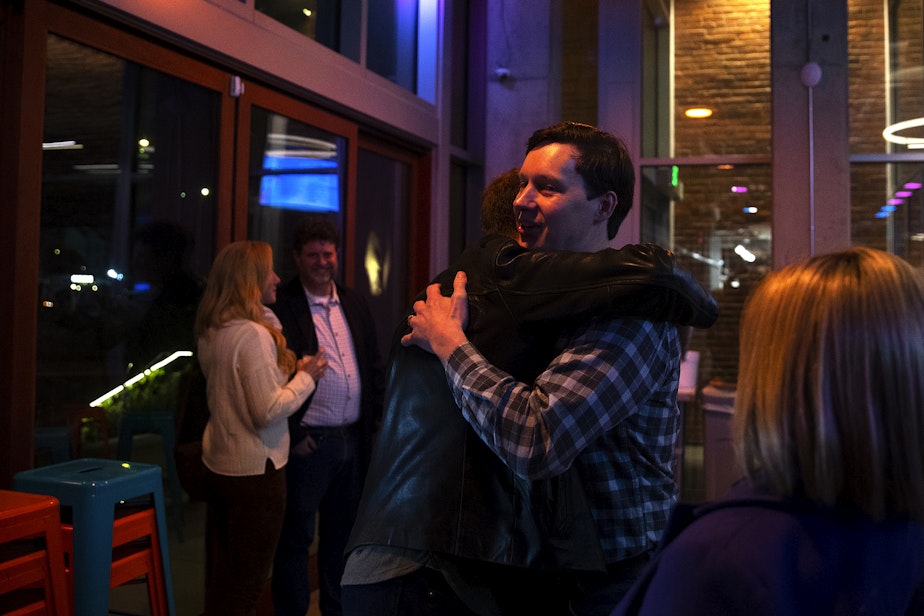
[99,367,182,418]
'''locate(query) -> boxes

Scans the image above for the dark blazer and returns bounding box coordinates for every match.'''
[271,277,384,468]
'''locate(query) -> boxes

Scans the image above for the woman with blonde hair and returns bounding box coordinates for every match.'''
[195,240,327,615]
[613,246,924,615]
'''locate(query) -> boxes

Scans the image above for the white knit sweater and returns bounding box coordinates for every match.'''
[198,319,316,476]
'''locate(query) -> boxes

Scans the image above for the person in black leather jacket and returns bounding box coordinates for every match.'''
[341,168,717,615]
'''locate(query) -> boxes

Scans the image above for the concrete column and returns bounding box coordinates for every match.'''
[771,0,850,266]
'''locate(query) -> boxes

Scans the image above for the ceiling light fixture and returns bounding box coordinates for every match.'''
[882,117,924,147]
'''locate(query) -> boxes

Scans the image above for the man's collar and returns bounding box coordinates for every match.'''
[304,283,339,306]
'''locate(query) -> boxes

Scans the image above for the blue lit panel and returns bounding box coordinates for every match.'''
[259,155,340,212]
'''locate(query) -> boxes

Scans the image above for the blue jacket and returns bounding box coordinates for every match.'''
[612,480,924,615]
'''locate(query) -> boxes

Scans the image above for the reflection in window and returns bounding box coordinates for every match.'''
[849,0,924,262]
[259,135,340,213]
[669,0,770,158]
[368,0,419,91]
[39,35,219,452]
[248,107,346,284]
[254,0,432,97]
[641,164,770,388]
[255,0,361,61]
[641,1,771,394]
[354,147,411,358]
[852,162,924,265]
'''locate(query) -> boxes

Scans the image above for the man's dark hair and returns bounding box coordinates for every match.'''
[526,121,635,239]
[480,168,520,238]
[292,215,341,253]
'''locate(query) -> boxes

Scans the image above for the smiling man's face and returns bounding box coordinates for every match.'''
[513,142,604,253]
[294,240,338,296]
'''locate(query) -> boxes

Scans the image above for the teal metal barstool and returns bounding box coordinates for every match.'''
[12,458,176,616]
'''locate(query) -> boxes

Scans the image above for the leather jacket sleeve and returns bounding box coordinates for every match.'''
[459,236,718,330]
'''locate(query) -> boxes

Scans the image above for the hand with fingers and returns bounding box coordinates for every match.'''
[402,271,470,362]
[297,347,328,383]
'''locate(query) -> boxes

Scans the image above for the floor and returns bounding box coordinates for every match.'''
[103,402,710,616]
[106,435,321,616]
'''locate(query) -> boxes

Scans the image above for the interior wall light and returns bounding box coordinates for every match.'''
[882,117,924,147]
[684,107,713,119]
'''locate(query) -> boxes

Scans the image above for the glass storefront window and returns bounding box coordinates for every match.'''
[641,164,770,387]
[851,162,924,264]
[367,0,419,91]
[354,146,412,355]
[849,0,924,257]
[246,107,415,361]
[646,0,771,159]
[255,0,362,61]
[255,0,424,95]
[641,0,771,391]
[38,35,219,449]
[247,107,347,284]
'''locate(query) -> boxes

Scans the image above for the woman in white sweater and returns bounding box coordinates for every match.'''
[194,240,327,615]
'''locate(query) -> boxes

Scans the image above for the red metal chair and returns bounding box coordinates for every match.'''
[0,490,69,616]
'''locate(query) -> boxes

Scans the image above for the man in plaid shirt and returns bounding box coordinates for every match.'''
[404,122,681,616]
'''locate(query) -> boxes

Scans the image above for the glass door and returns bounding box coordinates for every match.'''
[238,82,421,362]
[38,33,225,452]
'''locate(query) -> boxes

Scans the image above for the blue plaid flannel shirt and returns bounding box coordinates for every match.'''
[445,315,682,563]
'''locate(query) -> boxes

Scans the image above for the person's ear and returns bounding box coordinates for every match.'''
[595,191,617,222]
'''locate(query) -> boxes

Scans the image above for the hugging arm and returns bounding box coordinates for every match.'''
[485,239,717,329]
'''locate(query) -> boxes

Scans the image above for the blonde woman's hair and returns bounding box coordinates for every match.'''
[195,241,295,375]
[735,246,924,522]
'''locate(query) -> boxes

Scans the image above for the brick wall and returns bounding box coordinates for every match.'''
[671,0,771,388]
[674,0,771,158]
